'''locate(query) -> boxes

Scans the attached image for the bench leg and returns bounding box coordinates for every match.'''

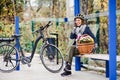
[106,60,109,78]
[75,56,81,71]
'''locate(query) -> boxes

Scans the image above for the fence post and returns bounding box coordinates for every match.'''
[31,21,34,49]
[95,11,100,53]
[15,16,20,70]
[108,0,117,80]
[74,0,81,71]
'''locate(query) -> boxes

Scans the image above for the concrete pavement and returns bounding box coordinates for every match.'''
[0,54,110,80]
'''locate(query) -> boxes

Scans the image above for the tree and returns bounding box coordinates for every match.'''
[0,0,24,24]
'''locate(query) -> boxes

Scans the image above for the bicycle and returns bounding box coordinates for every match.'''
[0,21,64,73]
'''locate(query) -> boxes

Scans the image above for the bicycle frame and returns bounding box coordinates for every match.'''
[30,33,47,62]
[17,27,48,63]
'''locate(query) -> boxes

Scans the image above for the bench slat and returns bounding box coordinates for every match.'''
[78,54,120,61]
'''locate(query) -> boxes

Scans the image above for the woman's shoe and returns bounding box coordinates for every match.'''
[61,71,72,76]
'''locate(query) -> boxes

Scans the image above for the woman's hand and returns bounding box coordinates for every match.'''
[71,27,76,33]
[95,43,98,49]
[91,43,98,53]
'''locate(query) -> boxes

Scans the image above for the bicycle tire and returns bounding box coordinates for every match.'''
[0,44,20,72]
[40,44,64,73]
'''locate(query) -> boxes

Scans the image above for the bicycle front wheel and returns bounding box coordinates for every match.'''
[40,44,64,73]
[0,44,20,72]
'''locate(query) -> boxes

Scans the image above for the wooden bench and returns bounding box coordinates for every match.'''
[75,54,120,78]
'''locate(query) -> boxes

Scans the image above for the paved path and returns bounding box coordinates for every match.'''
[0,54,110,80]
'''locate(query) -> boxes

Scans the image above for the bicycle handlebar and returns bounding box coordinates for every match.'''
[44,21,52,29]
[33,21,52,34]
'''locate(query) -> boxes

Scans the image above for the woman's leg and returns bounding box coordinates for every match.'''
[66,45,79,64]
[61,45,79,76]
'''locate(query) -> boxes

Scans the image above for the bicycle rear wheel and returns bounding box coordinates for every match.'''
[0,44,20,72]
[40,44,64,73]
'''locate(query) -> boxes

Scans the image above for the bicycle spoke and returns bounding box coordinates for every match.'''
[9,59,15,68]
[0,44,19,72]
[40,44,63,73]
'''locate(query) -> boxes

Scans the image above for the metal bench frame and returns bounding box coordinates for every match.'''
[75,54,120,78]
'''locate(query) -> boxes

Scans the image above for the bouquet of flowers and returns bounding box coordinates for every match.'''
[77,34,94,54]
[77,34,94,44]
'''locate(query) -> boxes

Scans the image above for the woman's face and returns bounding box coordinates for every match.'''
[75,18,82,26]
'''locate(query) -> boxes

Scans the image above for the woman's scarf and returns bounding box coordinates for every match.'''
[75,24,86,38]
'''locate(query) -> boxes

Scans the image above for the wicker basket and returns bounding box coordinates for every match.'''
[77,43,94,55]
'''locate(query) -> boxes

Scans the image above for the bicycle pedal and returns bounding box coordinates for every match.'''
[21,57,31,64]
[27,63,31,67]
